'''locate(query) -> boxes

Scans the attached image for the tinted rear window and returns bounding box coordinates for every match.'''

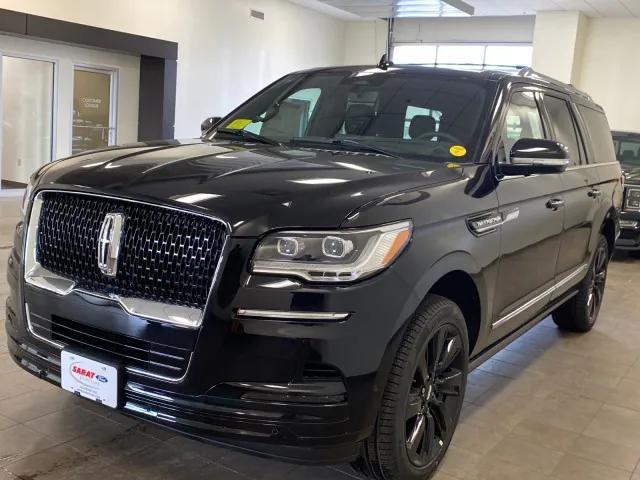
[613,135,640,167]
[578,105,616,164]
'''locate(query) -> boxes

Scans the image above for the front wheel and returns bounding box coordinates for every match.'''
[352,294,468,480]
[553,234,609,332]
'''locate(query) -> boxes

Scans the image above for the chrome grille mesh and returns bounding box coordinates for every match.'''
[36,192,227,309]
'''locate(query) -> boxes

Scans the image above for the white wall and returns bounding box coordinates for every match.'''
[531,12,640,132]
[573,18,640,132]
[344,20,388,65]
[394,16,535,44]
[0,0,347,138]
[532,11,588,84]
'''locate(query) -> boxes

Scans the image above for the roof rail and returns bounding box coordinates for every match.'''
[517,67,593,102]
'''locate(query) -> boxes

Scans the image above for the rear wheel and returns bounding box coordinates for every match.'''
[553,234,609,332]
[352,294,468,480]
[629,250,640,259]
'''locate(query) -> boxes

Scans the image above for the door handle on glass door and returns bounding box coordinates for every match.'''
[546,198,565,210]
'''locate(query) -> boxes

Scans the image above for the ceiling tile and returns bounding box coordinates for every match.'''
[620,0,640,16]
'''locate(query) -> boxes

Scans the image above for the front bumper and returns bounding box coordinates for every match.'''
[616,211,640,251]
[5,219,418,464]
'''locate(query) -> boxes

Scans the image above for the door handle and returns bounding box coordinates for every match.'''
[546,198,565,210]
[588,188,602,198]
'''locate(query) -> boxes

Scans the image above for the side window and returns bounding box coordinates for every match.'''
[502,91,545,156]
[543,95,582,165]
[577,105,617,164]
[245,87,321,137]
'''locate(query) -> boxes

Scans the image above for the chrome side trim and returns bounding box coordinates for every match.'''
[566,161,619,170]
[23,190,230,329]
[236,309,350,321]
[492,263,588,330]
[24,303,193,383]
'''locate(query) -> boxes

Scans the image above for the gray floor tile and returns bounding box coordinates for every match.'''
[2,197,640,479]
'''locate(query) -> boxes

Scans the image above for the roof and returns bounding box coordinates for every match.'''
[294,63,598,107]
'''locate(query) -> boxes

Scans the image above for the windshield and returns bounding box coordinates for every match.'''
[613,134,640,167]
[206,68,492,162]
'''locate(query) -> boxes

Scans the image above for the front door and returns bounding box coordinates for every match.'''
[490,88,565,339]
[72,67,116,155]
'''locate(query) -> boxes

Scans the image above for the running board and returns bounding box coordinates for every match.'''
[469,288,579,371]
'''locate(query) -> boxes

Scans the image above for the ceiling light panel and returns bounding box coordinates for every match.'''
[319,0,475,18]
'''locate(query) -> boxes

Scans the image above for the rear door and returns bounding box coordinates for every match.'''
[490,87,565,339]
[539,92,599,294]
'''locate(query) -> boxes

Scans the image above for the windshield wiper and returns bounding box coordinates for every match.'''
[290,137,400,159]
[215,128,282,146]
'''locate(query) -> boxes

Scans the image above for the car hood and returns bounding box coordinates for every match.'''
[622,164,640,186]
[36,139,464,236]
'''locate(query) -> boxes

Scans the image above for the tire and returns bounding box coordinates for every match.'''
[352,294,469,480]
[629,250,640,259]
[552,234,609,332]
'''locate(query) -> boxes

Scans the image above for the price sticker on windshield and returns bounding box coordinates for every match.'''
[450,145,467,157]
[225,118,252,130]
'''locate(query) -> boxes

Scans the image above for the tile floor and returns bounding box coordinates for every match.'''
[2,195,640,479]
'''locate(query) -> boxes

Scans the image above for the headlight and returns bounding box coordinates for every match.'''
[625,187,640,211]
[21,177,35,216]
[251,220,412,282]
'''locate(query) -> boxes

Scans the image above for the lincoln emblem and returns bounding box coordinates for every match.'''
[97,213,125,277]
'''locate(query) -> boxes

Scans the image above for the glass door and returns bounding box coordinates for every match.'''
[0,55,55,190]
[72,67,116,155]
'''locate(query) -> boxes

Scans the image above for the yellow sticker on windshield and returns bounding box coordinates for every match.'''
[450,145,467,157]
[447,162,461,169]
[225,118,252,130]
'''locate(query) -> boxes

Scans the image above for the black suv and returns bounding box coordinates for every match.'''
[7,65,622,480]
[613,130,640,254]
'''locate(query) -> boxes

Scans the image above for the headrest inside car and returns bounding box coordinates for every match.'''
[409,115,437,140]
[345,104,375,135]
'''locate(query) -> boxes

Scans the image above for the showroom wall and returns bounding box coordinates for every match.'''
[0,0,346,138]
[573,18,640,133]
[532,12,640,132]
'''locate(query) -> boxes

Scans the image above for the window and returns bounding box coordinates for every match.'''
[543,95,582,165]
[502,91,544,155]
[245,87,322,137]
[436,45,485,66]
[392,44,532,69]
[1,56,54,189]
[404,106,442,139]
[213,71,491,163]
[578,106,616,164]
[614,137,640,166]
[393,45,437,65]
[485,46,533,68]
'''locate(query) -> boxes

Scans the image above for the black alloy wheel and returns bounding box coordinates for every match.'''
[352,294,469,480]
[553,234,610,332]
[405,324,465,467]
[587,239,608,323]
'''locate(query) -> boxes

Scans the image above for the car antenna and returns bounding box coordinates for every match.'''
[378,54,393,71]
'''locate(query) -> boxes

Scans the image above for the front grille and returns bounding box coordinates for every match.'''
[29,314,191,378]
[620,229,638,240]
[36,192,227,309]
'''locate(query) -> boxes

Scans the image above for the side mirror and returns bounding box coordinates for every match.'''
[201,116,222,135]
[500,138,570,176]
